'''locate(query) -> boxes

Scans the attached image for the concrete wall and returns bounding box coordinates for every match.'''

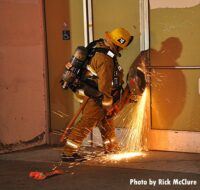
[0,0,48,152]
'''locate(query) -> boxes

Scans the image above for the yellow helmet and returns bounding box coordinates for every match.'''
[105,28,134,49]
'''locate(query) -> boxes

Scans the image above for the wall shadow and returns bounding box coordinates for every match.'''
[150,37,186,130]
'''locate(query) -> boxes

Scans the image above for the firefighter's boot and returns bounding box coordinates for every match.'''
[99,118,121,154]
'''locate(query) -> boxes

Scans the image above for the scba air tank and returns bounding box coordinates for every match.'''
[61,46,88,90]
[70,46,88,68]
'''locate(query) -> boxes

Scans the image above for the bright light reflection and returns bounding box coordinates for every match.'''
[113,89,148,152]
[105,152,145,161]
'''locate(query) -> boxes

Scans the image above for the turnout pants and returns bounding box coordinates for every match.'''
[63,98,118,155]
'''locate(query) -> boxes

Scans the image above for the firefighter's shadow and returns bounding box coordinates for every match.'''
[150,37,186,129]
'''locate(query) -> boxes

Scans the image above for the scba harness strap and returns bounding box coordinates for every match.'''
[61,39,122,103]
[86,38,115,60]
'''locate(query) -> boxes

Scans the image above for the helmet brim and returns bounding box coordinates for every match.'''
[127,36,134,47]
[105,31,134,49]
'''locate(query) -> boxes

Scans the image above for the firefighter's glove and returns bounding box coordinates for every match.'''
[105,104,121,119]
[128,92,138,103]
[105,106,114,118]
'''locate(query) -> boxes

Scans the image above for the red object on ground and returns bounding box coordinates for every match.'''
[29,169,64,180]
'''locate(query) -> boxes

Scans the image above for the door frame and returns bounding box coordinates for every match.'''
[83,0,200,153]
[145,0,200,153]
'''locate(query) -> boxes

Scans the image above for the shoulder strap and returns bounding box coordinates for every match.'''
[86,39,115,58]
[94,48,115,58]
[86,38,104,50]
[81,39,116,72]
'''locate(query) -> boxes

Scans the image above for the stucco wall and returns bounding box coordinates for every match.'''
[0,0,48,152]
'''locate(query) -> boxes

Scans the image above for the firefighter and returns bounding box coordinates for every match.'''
[62,28,134,161]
